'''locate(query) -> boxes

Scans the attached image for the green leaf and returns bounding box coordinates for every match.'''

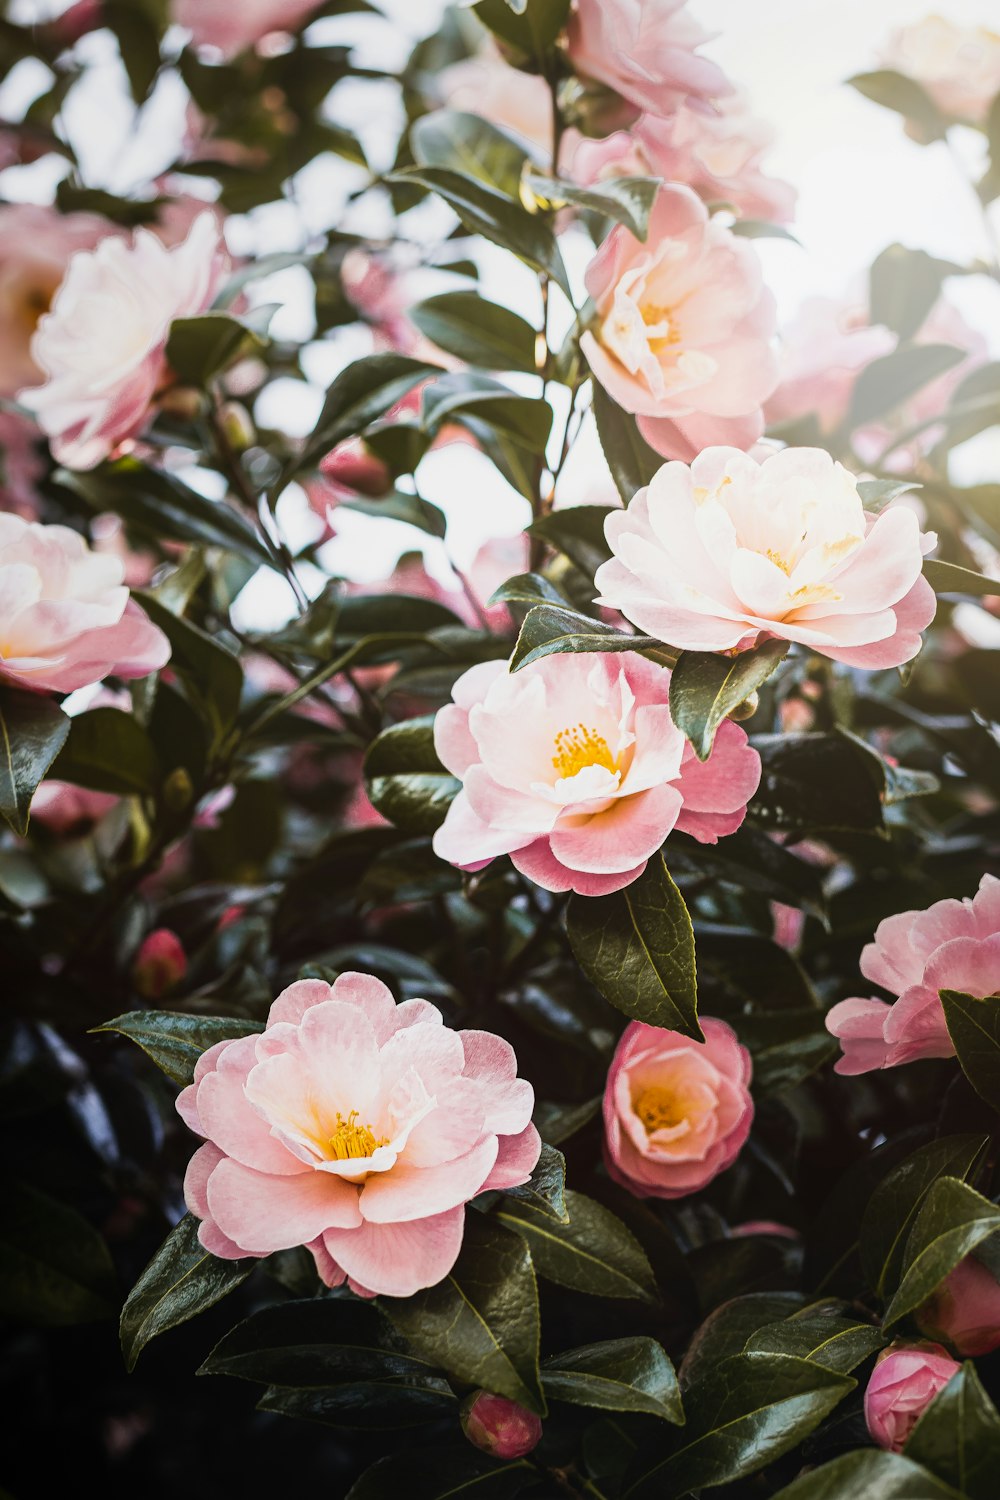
[848,343,966,427]
[526,505,614,576]
[750,732,885,835]
[471,0,570,57]
[257,1379,456,1429]
[861,1134,988,1299]
[502,1143,568,1222]
[566,851,700,1037]
[623,1353,854,1498]
[381,1213,544,1415]
[0,688,70,836]
[488,573,567,609]
[411,109,530,198]
[165,312,264,386]
[104,0,167,104]
[938,362,1000,448]
[848,70,947,140]
[542,1337,683,1422]
[498,1189,658,1304]
[591,383,663,503]
[524,172,660,240]
[884,1176,1000,1328]
[669,640,788,760]
[676,823,827,922]
[135,592,243,750]
[941,990,1000,1110]
[771,1449,963,1500]
[95,1010,263,1086]
[870,244,948,340]
[51,706,161,797]
[294,354,440,480]
[364,716,459,834]
[347,1447,533,1500]
[858,477,922,513]
[924,559,1000,597]
[410,291,538,374]
[510,603,670,673]
[906,1361,1000,1500]
[730,219,800,241]
[0,1179,117,1327]
[679,1293,804,1388]
[341,488,447,539]
[422,373,553,452]
[388,166,572,299]
[745,1306,884,1373]
[120,1213,253,1372]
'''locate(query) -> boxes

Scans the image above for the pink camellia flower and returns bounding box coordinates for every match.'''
[0,412,44,518]
[879,16,1000,126]
[766,295,895,436]
[439,49,553,156]
[173,0,322,57]
[432,652,760,898]
[133,929,188,1000]
[20,213,225,470]
[30,780,118,835]
[0,203,111,397]
[826,874,1000,1074]
[916,1255,1000,1357]
[571,94,796,225]
[178,971,540,1298]
[603,1018,753,1199]
[864,1344,960,1453]
[0,514,169,694]
[567,0,731,117]
[581,185,778,461]
[594,446,937,670]
[461,1392,543,1459]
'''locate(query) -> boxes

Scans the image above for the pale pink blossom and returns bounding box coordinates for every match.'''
[20,214,225,470]
[567,0,731,117]
[879,16,1000,125]
[603,1017,753,1199]
[0,412,44,518]
[133,929,188,1000]
[178,971,540,1297]
[581,185,777,461]
[432,651,760,898]
[0,204,111,397]
[864,1344,960,1452]
[571,94,795,225]
[341,249,420,354]
[461,1392,543,1458]
[0,514,169,694]
[916,1255,1000,1356]
[594,446,937,669]
[30,780,118,834]
[173,0,322,57]
[826,874,1000,1074]
[439,50,553,155]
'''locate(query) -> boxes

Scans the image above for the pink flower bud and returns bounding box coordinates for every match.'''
[133,929,187,1000]
[864,1343,961,1452]
[319,437,392,498]
[915,1257,1000,1356]
[47,0,103,47]
[460,1392,542,1459]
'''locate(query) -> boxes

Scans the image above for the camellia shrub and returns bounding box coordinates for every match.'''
[4,2,1000,1496]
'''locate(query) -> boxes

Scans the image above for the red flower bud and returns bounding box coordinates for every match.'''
[133,929,187,999]
[319,436,392,498]
[460,1391,542,1459]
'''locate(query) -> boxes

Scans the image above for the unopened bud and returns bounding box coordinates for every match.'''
[133,929,187,999]
[319,436,392,498]
[162,767,194,812]
[460,1391,542,1459]
[728,691,759,722]
[158,385,204,420]
[218,401,255,452]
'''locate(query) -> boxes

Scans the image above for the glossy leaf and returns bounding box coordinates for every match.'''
[906,1361,1000,1500]
[95,1010,263,1087]
[566,852,700,1037]
[941,990,1000,1110]
[294,353,440,478]
[0,1179,117,1327]
[51,706,161,797]
[745,1305,884,1373]
[409,291,538,374]
[364,717,459,834]
[858,477,922,512]
[924,559,1000,597]
[523,172,660,240]
[591,384,663,502]
[884,1176,1000,1327]
[679,1293,805,1389]
[411,109,530,198]
[422,373,552,452]
[510,603,668,672]
[136,592,243,749]
[542,1337,683,1422]
[165,312,264,386]
[750,733,885,834]
[257,1378,456,1429]
[772,1449,963,1500]
[526,505,615,577]
[502,1142,568,1222]
[498,1189,658,1304]
[471,0,569,56]
[347,1446,533,1500]
[488,573,567,609]
[669,640,788,760]
[341,488,447,539]
[0,688,70,836]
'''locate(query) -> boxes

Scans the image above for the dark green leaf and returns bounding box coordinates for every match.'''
[498,1189,658,1304]
[510,603,668,672]
[676,824,827,922]
[0,1179,117,1327]
[771,1449,963,1500]
[624,1353,853,1498]
[95,1010,263,1086]
[567,852,700,1037]
[527,505,614,576]
[135,592,243,749]
[745,1306,884,1373]
[0,688,70,836]
[410,291,538,374]
[750,732,885,835]
[502,1143,568,1222]
[422,373,553,452]
[906,1361,1000,1500]
[104,0,166,104]
[471,0,569,57]
[848,70,947,140]
[347,1446,533,1500]
[924,559,1000,597]
[870,244,947,340]
[858,477,922,513]
[51,706,161,797]
[120,1213,253,1371]
[942,991,1000,1110]
[679,1293,804,1389]
[848,343,965,427]
[884,1176,1000,1327]
[591,384,663,503]
[524,172,660,240]
[295,354,440,479]
[382,1213,544,1414]
[411,110,530,198]
[165,312,264,386]
[542,1337,682,1422]
[669,640,789,761]
[342,488,447,539]
[364,716,459,834]
[489,573,567,609]
[257,1379,456,1429]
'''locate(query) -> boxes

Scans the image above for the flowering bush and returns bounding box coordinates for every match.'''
[3,2,1000,1497]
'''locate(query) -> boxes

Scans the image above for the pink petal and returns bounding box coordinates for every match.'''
[266,978,333,1029]
[197,1033,309,1176]
[549,783,683,874]
[359,1136,498,1222]
[511,838,649,896]
[322,1205,466,1298]
[207,1158,362,1253]
[461,1030,535,1135]
[479,1123,542,1192]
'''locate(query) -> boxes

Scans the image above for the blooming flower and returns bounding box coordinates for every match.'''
[173,0,322,57]
[864,1344,960,1452]
[602,1018,753,1199]
[916,1255,1000,1357]
[826,874,1000,1074]
[432,652,760,898]
[20,213,225,470]
[178,971,540,1298]
[879,16,1000,125]
[461,1392,543,1458]
[581,185,777,461]
[594,446,937,669]
[567,0,731,117]
[570,93,796,225]
[0,514,169,694]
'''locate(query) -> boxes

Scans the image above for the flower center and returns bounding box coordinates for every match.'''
[552,723,617,779]
[634,1085,685,1132]
[642,302,682,354]
[328,1109,387,1160]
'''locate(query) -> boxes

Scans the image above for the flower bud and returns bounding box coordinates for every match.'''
[319,436,392,498]
[133,929,188,1000]
[915,1256,1000,1356]
[218,401,255,452]
[864,1342,960,1452]
[460,1391,542,1459]
[728,691,759,722]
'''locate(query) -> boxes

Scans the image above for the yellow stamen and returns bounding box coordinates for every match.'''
[634,1085,684,1133]
[328,1109,387,1161]
[552,723,617,780]
[766,548,792,574]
